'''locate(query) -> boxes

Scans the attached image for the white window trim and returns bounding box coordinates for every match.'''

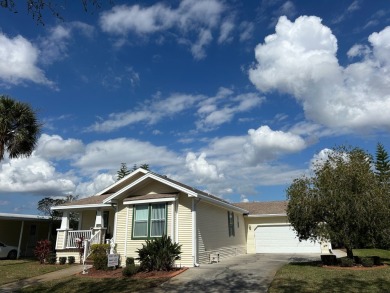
[123,197,176,205]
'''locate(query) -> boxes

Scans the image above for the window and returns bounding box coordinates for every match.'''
[228,211,235,237]
[133,203,166,238]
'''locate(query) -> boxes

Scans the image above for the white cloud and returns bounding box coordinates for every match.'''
[75,173,116,197]
[218,18,235,43]
[196,88,264,130]
[186,152,224,182]
[0,32,52,86]
[239,21,254,42]
[39,22,95,65]
[73,138,180,172]
[0,155,75,195]
[99,0,226,59]
[243,125,306,164]
[249,16,390,132]
[88,88,262,133]
[35,134,84,160]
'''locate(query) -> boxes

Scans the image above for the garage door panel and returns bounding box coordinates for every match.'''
[255,225,320,254]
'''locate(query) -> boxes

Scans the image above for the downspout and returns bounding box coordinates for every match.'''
[171,201,175,243]
[112,203,118,242]
[124,206,129,260]
[192,198,201,267]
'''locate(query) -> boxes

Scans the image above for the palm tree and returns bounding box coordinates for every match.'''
[0,95,41,161]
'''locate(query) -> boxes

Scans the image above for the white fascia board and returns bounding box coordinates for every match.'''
[51,204,112,210]
[246,213,287,218]
[96,168,149,196]
[103,173,198,204]
[196,193,249,214]
[0,213,51,221]
[123,197,176,205]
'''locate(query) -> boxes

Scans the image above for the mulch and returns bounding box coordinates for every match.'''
[78,267,188,279]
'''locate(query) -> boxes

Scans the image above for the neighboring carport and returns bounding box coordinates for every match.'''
[0,213,52,258]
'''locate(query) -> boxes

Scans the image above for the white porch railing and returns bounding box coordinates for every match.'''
[66,230,92,248]
[89,230,101,246]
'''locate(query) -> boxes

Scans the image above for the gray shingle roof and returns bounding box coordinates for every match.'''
[60,193,114,206]
[233,201,288,215]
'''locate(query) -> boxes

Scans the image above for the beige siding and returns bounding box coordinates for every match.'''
[114,202,128,266]
[133,180,178,195]
[197,201,246,264]
[177,195,193,267]
[56,250,80,264]
[244,216,289,253]
[80,210,96,230]
[55,230,66,249]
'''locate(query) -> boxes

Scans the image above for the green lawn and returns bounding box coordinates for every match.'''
[0,259,72,286]
[16,276,168,293]
[269,249,390,293]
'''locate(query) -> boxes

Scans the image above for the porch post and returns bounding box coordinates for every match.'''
[95,209,103,227]
[60,211,70,230]
[17,220,24,259]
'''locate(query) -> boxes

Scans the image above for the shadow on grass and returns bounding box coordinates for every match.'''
[270,269,390,293]
[156,271,271,293]
[16,277,168,293]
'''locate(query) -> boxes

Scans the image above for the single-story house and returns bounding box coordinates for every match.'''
[52,168,330,266]
[0,213,53,258]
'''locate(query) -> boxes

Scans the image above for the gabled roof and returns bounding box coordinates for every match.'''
[51,193,113,210]
[52,169,248,213]
[233,201,288,216]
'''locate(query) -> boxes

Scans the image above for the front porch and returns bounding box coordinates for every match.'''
[54,208,115,263]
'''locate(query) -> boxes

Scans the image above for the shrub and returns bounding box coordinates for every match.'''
[320,254,337,266]
[373,256,381,266]
[68,256,75,264]
[353,256,361,264]
[136,234,181,271]
[126,257,135,266]
[46,253,57,264]
[59,257,67,265]
[34,240,52,264]
[339,257,354,267]
[122,264,139,277]
[91,244,110,270]
[361,257,374,267]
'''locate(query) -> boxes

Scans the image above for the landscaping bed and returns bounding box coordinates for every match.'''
[79,266,188,279]
[269,249,390,293]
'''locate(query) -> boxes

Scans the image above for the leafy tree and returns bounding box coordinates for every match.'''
[0,95,41,161]
[117,163,130,181]
[1,0,111,24]
[287,146,390,259]
[375,142,390,184]
[131,163,150,172]
[37,195,79,229]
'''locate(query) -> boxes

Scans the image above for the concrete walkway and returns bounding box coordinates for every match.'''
[146,253,320,293]
[0,264,90,292]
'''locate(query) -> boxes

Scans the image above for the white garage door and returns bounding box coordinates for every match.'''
[255,225,321,253]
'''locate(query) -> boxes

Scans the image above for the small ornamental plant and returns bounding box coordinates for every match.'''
[76,237,84,264]
[34,240,52,264]
[136,235,181,271]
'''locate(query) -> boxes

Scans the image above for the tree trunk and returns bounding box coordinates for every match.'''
[346,247,354,259]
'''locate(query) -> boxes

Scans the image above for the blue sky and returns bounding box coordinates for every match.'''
[0,0,389,215]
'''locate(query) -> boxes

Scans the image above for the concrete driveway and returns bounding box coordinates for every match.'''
[148,253,320,293]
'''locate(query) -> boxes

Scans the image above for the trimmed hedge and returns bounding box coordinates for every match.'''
[68,256,75,264]
[361,257,374,267]
[59,257,67,265]
[122,264,139,277]
[46,253,56,264]
[91,244,110,270]
[339,257,354,267]
[321,254,337,266]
